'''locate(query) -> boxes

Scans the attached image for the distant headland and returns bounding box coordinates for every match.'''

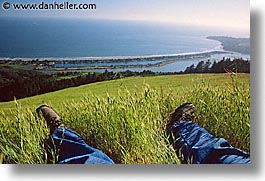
[207,36,250,54]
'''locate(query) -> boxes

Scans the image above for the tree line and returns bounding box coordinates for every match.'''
[0,58,250,102]
[0,67,160,102]
[183,58,250,74]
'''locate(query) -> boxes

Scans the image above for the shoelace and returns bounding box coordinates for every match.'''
[48,117,64,128]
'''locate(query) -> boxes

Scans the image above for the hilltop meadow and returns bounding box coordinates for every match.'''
[0,73,250,164]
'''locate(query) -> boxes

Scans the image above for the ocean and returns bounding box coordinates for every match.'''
[0,17,249,72]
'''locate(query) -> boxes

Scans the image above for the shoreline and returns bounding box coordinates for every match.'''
[1,49,250,72]
[0,48,226,62]
[0,50,231,71]
[0,36,250,72]
[0,36,250,62]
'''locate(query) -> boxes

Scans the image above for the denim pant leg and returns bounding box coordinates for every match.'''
[49,127,114,164]
[169,121,250,164]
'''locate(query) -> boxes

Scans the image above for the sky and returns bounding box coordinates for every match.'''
[0,0,250,34]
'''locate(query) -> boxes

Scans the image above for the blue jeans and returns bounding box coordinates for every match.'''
[50,121,250,164]
[169,121,250,164]
[50,128,114,164]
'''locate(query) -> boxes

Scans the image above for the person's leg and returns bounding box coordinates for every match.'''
[166,103,250,164]
[37,105,114,164]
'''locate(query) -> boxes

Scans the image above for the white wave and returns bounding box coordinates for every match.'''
[0,49,229,62]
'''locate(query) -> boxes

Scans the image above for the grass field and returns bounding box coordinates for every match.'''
[0,73,250,164]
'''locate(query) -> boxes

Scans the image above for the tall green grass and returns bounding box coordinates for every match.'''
[0,74,250,164]
[189,75,250,152]
[60,85,180,164]
[0,102,48,164]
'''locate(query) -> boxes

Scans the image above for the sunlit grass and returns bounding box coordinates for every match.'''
[0,73,250,163]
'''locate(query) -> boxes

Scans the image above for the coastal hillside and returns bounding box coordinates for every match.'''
[0,1,250,165]
[207,36,250,54]
[0,73,250,163]
[0,73,249,111]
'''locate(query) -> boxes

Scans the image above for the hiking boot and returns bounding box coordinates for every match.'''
[166,103,195,134]
[36,105,65,134]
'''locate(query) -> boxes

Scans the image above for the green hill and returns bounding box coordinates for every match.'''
[0,73,248,111]
[0,74,250,164]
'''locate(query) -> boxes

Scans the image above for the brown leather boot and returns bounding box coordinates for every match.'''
[36,105,65,134]
[166,103,195,135]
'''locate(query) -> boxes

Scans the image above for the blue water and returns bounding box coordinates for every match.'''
[0,17,249,73]
[0,17,223,58]
[50,60,201,73]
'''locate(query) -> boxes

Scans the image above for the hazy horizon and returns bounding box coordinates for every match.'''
[0,0,250,36]
[0,15,250,38]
